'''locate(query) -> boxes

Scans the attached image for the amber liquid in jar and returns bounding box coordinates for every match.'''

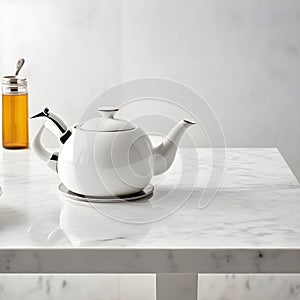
[2,93,29,149]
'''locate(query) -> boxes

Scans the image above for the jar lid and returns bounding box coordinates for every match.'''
[77,106,135,132]
[2,76,27,87]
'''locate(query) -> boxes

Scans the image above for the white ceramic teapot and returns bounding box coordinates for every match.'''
[31,106,195,197]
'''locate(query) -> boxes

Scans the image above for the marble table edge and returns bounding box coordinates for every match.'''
[1,248,300,274]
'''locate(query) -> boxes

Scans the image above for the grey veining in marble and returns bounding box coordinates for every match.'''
[0,274,155,300]
[197,274,300,300]
[0,274,299,300]
[0,148,300,274]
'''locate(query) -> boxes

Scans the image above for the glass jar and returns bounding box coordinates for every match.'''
[2,76,29,149]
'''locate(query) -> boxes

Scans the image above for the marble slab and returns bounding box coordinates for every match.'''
[0,274,299,300]
[0,148,299,274]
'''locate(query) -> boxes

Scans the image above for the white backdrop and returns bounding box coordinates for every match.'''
[1,0,300,181]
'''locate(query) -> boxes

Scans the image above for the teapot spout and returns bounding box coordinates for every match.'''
[152,119,196,175]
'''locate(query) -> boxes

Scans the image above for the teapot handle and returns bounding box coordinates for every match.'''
[31,121,60,172]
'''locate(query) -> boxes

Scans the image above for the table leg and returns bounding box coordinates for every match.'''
[156,273,198,300]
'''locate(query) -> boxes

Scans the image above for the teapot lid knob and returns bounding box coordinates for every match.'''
[78,106,134,132]
[97,106,119,118]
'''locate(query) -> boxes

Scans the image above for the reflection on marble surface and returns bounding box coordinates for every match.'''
[0,148,299,250]
[57,201,152,246]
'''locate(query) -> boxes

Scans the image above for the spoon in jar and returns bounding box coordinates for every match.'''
[15,58,25,76]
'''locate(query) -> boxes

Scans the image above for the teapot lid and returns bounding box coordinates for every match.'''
[77,106,135,132]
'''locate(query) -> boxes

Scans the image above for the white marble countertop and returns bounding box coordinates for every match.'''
[0,148,300,273]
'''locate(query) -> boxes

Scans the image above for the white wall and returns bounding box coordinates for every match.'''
[1,0,300,179]
[120,0,300,179]
[0,0,122,133]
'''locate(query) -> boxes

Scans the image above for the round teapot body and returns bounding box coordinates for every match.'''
[57,126,153,197]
